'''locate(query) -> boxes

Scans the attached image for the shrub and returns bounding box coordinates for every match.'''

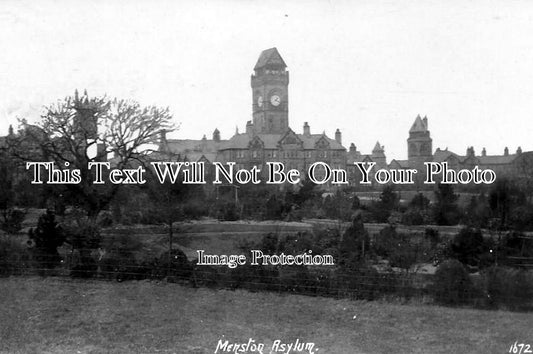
[482,267,533,311]
[432,259,474,306]
[401,209,425,226]
[449,227,491,268]
[98,233,146,281]
[156,248,193,282]
[0,237,31,276]
[0,208,26,234]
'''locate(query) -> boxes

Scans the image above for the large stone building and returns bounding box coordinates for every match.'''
[160,48,379,182]
[159,47,533,187]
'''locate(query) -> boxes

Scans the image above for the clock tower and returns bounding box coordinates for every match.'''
[251,48,289,134]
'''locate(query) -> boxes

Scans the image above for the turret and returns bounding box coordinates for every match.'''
[213,128,220,142]
[335,129,342,144]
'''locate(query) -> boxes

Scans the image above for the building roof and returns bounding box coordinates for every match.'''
[372,141,384,153]
[433,147,518,165]
[389,159,410,169]
[164,138,223,155]
[409,115,428,133]
[433,148,461,162]
[254,48,287,70]
[477,154,517,165]
[184,151,218,163]
[219,132,345,150]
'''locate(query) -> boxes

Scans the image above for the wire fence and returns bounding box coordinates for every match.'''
[2,250,533,312]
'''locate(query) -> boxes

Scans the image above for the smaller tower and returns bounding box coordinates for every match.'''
[371,141,387,168]
[407,115,433,169]
[213,128,220,142]
[335,129,342,144]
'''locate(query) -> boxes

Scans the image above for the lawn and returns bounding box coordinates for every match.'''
[0,277,531,354]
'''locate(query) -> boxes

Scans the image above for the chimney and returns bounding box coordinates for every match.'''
[517,146,522,154]
[349,143,356,153]
[423,116,428,130]
[482,147,486,157]
[466,146,475,157]
[246,121,253,134]
[335,129,342,144]
[504,147,509,156]
[160,129,167,143]
[213,128,220,142]
[303,122,310,136]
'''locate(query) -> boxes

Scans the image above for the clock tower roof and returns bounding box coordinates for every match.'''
[254,47,287,70]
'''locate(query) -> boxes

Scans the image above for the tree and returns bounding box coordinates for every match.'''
[433,183,460,225]
[464,193,490,228]
[11,90,174,220]
[143,168,187,271]
[449,227,489,268]
[370,185,398,223]
[402,192,431,225]
[141,155,206,276]
[488,178,526,230]
[337,211,369,269]
[0,152,26,235]
[28,210,65,271]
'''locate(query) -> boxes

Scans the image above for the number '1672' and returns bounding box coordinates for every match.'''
[509,342,532,354]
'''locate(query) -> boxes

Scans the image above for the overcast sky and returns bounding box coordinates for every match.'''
[1,0,533,160]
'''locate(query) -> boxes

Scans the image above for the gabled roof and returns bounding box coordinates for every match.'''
[184,152,217,164]
[248,134,265,149]
[279,128,303,146]
[372,141,384,152]
[409,115,428,133]
[389,159,410,169]
[433,148,461,163]
[254,48,287,70]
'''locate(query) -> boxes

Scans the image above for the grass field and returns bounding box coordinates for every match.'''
[0,277,531,354]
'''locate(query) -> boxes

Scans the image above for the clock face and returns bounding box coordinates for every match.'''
[270,94,281,106]
[257,96,263,107]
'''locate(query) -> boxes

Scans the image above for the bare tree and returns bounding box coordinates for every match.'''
[11,90,175,220]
